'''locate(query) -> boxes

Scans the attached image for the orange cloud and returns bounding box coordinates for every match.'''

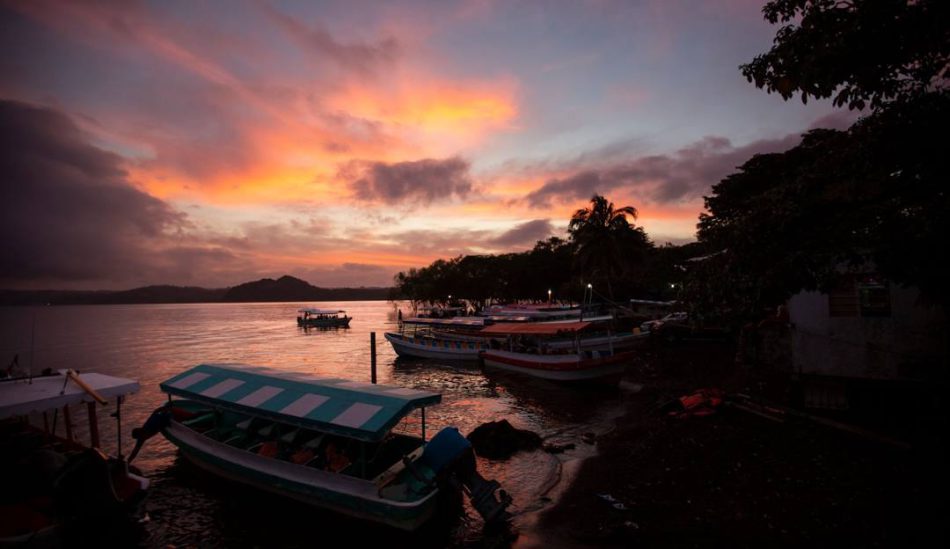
[326,75,518,155]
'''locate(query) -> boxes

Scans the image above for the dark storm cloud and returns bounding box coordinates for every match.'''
[0,99,242,288]
[490,219,555,247]
[524,132,807,207]
[341,157,473,205]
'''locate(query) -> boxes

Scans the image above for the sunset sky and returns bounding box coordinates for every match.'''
[1,0,852,290]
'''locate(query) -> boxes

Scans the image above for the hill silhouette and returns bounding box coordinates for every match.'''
[222,275,390,302]
[0,276,393,305]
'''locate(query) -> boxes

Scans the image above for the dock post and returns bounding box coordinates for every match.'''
[115,396,123,459]
[63,405,73,441]
[87,402,100,448]
[370,331,377,384]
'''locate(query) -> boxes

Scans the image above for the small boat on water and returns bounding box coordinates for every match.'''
[151,364,510,531]
[297,308,351,328]
[0,370,149,545]
[478,322,635,384]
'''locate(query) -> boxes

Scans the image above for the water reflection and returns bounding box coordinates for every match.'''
[0,302,629,547]
[147,455,464,549]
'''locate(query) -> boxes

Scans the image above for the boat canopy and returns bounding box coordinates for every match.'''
[401,317,486,327]
[629,299,677,306]
[480,315,534,323]
[417,306,465,312]
[0,372,139,419]
[298,308,346,315]
[160,364,441,442]
[479,321,592,336]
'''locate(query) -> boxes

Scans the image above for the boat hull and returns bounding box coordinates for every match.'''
[297,317,351,328]
[162,422,438,531]
[384,332,485,361]
[480,350,631,383]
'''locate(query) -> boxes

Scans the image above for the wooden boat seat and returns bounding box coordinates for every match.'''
[293,436,326,467]
[181,412,215,428]
[374,446,424,493]
[280,429,300,444]
[224,434,249,446]
[301,434,324,449]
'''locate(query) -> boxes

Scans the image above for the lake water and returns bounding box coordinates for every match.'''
[0,301,636,547]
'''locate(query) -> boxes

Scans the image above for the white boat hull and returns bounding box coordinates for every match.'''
[384,332,485,360]
[163,422,438,531]
[546,332,649,352]
[480,350,631,383]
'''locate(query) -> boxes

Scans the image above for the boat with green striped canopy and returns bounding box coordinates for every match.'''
[148,364,510,531]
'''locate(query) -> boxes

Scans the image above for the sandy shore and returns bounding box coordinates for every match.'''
[532,342,947,548]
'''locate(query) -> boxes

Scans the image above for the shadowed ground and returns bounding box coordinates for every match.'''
[537,342,947,548]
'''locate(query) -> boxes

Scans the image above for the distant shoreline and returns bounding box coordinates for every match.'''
[0,296,396,306]
[0,275,398,306]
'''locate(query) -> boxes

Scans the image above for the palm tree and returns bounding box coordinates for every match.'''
[568,195,651,298]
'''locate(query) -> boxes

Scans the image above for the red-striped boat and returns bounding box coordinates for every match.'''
[478,322,634,384]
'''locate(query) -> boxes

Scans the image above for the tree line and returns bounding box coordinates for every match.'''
[393,200,704,308]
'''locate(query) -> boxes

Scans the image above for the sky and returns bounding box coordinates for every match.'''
[0,0,854,290]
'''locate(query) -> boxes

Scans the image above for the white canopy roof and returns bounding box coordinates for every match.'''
[0,372,139,418]
[298,308,346,314]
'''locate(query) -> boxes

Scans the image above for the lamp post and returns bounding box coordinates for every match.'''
[547,289,552,305]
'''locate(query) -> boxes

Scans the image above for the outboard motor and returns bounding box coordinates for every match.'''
[420,427,513,525]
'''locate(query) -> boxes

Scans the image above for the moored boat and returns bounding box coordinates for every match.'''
[386,315,645,361]
[386,317,489,360]
[478,322,634,384]
[151,364,510,531]
[0,370,149,544]
[385,332,487,360]
[297,308,351,328]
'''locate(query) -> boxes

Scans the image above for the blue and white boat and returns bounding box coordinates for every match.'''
[384,332,488,360]
[154,364,510,531]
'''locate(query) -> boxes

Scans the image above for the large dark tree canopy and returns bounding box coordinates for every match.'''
[741,0,950,110]
[699,91,950,312]
[696,0,950,318]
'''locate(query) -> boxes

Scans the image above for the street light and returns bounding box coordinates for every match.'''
[547,289,552,304]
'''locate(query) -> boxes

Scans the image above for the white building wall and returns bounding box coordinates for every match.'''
[788,286,947,380]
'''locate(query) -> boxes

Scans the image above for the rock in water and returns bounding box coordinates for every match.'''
[467,420,543,459]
